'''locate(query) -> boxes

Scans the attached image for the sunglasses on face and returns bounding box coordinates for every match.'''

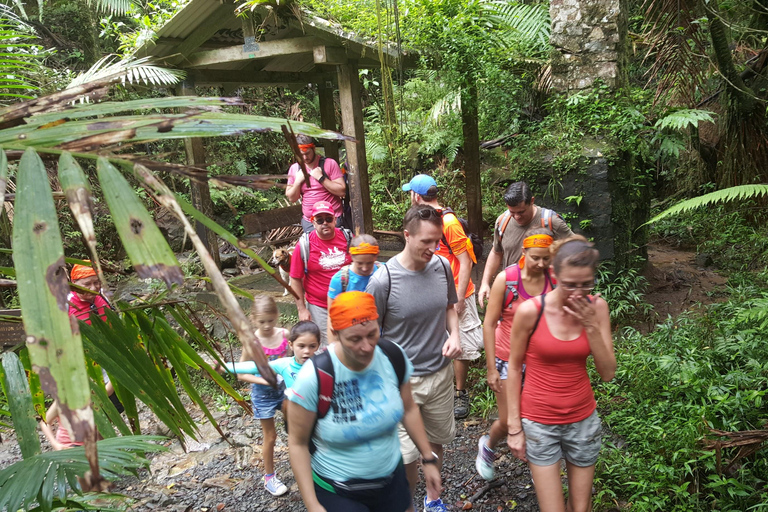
[559,281,596,292]
[314,215,335,225]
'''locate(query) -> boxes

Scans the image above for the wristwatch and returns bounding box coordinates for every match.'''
[421,452,439,465]
[318,173,327,183]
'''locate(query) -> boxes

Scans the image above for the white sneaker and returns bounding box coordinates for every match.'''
[475,434,495,480]
[264,474,288,496]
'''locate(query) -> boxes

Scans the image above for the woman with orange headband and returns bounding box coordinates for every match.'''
[288,291,441,512]
[475,227,556,481]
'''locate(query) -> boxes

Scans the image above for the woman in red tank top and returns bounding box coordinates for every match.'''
[506,236,616,512]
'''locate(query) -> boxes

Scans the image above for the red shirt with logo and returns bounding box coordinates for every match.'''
[290,229,351,308]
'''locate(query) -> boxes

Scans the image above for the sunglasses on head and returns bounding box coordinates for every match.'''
[314,215,335,224]
[416,208,440,219]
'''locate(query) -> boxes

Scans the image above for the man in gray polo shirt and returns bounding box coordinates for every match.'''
[366,204,461,512]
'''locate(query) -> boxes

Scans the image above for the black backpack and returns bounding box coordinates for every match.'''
[440,208,484,262]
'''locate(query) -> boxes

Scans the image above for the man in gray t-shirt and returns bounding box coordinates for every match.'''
[366,204,461,512]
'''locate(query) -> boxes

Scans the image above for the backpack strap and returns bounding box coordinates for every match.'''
[313,350,335,419]
[439,208,454,254]
[497,211,513,238]
[299,233,311,275]
[503,265,520,309]
[540,208,554,231]
[528,293,546,344]
[318,156,329,181]
[437,256,453,298]
[380,264,392,329]
[340,265,350,293]
[376,339,407,386]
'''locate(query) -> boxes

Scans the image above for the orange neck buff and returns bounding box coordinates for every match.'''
[349,242,380,256]
[519,234,553,269]
[298,143,315,151]
[329,291,379,331]
[71,263,96,281]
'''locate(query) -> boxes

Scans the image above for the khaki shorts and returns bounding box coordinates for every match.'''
[398,363,456,464]
[457,294,483,361]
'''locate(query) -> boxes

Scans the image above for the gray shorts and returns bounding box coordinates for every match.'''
[495,357,509,380]
[522,409,602,467]
[306,302,329,348]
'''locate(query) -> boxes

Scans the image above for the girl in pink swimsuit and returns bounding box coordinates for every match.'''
[236,296,291,496]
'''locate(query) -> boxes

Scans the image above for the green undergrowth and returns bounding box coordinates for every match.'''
[592,272,768,511]
[650,201,768,271]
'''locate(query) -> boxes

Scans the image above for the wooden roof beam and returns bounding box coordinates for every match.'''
[167,4,236,64]
[183,36,318,68]
[187,69,331,87]
[313,46,347,65]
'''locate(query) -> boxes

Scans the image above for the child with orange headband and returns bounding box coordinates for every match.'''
[327,234,382,306]
[475,227,556,481]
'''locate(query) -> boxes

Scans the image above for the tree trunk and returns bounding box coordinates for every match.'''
[461,81,482,238]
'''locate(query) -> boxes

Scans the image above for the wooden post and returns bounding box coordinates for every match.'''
[318,80,340,162]
[337,61,372,235]
[461,81,482,238]
[176,79,221,270]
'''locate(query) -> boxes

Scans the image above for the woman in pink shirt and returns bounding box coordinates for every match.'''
[506,236,616,512]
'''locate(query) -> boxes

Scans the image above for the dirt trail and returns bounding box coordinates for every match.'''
[642,244,728,321]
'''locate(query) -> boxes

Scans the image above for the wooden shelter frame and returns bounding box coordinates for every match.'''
[135,0,419,243]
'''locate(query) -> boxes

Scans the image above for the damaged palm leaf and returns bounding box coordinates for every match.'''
[97,157,183,288]
[11,148,101,488]
[133,164,276,386]
[58,152,106,290]
[0,352,41,459]
[0,149,8,204]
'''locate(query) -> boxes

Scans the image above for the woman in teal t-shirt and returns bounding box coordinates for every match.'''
[288,292,441,512]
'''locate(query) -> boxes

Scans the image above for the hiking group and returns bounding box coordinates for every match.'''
[227,137,616,512]
[48,135,616,512]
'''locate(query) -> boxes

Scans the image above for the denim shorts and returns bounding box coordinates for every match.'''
[522,409,602,467]
[250,383,286,420]
[495,358,526,382]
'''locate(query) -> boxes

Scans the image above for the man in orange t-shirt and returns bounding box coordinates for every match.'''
[403,174,483,419]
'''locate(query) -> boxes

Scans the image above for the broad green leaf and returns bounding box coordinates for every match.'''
[12,148,93,445]
[58,152,105,288]
[0,111,353,150]
[0,436,165,512]
[97,157,183,288]
[0,149,7,204]
[0,352,41,458]
[85,360,130,438]
[19,347,45,418]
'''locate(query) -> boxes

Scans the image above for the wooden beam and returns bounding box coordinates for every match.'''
[313,46,347,65]
[461,82,483,238]
[176,79,221,270]
[170,4,235,60]
[338,61,372,235]
[242,205,302,235]
[184,36,318,68]
[187,69,325,86]
[318,80,339,162]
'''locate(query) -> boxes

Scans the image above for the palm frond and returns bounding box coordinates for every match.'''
[365,138,389,163]
[0,436,165,512]
[480,0,551,49]
[67,55,185,90]
[0,4,42,101]
[645,185,768,224]
[427,89,460,126]
[86,0,135,16]
[655,109,716,131]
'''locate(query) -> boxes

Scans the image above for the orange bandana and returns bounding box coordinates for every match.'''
[298,143,315,151]
[519,234,553,268]
[523,234,553,249]
[71,263,96,281]
[349,242,380,256]
[329,291,379,331]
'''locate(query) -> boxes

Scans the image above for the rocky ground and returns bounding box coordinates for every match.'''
[106,396,540,512]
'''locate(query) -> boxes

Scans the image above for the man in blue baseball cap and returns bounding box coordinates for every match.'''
[401,174,484,423]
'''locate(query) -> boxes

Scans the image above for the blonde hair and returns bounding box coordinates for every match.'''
[252,295,278,317]
[551,235,600,273]
[350,234,378,248]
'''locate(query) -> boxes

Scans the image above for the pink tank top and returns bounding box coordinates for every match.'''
[494,265,554,361]
[55,423,83,447]
[520,298,596,424]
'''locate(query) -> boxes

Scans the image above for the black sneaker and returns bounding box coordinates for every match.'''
[454,389,469,419]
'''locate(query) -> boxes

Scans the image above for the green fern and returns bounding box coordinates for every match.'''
[654,109,715,131]
[645,185,768,225]
[481,0,551,48]
[0,436,165,512]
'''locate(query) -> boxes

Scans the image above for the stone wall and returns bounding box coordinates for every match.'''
[549,0,627,91]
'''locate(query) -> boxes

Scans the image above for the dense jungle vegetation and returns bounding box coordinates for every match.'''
[1,0,768,510]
